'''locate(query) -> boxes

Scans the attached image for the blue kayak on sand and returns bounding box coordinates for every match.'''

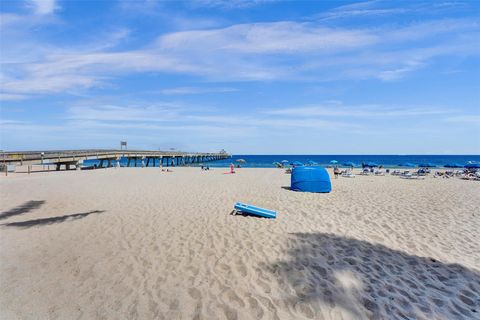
[234,202,277,219]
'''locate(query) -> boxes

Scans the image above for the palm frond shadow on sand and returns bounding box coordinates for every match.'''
[264,232,479,319]
[0,200,46,220]
[1,210,105,229]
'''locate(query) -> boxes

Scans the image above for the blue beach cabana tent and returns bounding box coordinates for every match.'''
[291,166,331,193]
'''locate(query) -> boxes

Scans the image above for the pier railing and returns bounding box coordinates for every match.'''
[1,149,230,167]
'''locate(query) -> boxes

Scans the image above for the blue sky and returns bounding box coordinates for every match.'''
[0,0,479,154]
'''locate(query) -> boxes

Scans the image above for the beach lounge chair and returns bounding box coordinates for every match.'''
[391,170,401,176]
[400,173,425,180]
[359,168,370,175]
[341,171,355,178]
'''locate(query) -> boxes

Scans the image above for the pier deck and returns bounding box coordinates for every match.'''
[1,149,230,171]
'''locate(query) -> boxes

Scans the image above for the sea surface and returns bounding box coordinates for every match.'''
[83,155,480,168]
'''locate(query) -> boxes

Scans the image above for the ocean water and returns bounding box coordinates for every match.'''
[83,155,480,168]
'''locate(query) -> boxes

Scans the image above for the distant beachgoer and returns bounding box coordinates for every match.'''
[333,166,340,178]
[230,163,235,174]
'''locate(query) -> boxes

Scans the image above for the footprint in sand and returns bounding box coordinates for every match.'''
[247,296,265,319]
[224,289,246,308]
[188,288,201,300]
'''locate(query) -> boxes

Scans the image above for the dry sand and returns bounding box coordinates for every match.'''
[0,167,479,320]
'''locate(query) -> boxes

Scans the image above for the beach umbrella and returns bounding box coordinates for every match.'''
[236,159,246,163]
[465,163,480,169]
[444,163,464,168]
[342,161,357,167]
[307,160,318,166]
[291,161,304,167]
[330,160,338,164]
[398,162,416,167]
[281,160,289,164]
[418,162,436,168]
[363,162,379,168]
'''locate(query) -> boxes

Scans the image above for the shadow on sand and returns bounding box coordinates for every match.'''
[230,209,262,219]
[1,210,105,229]
[266,233,480,319]
[0,200,46,220]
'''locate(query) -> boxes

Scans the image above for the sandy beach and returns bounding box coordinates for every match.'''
[0,167,479,319]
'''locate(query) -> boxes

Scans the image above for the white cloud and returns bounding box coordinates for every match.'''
[190,0,276,9]
[0,93,31,101]
[28,0,58,15]
[445,115,480,124]
[67,104,183,122]
[1,13,479,96]
[158,22,377,54]
[318,1,470,21]
[158,87,238,95]
[265,102,452,118]
[59,101,362,137]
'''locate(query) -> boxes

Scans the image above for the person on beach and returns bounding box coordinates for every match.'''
[333,166,340,178]
[230,163,235,174]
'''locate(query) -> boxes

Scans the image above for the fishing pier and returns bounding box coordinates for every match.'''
[1,149,230,173]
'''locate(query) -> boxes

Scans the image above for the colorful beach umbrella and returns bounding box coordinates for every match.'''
[342,161,357,167]
[291,161,304,167]
[418,163,436,167]
[363,162,379,168]
[465,163,480,169]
